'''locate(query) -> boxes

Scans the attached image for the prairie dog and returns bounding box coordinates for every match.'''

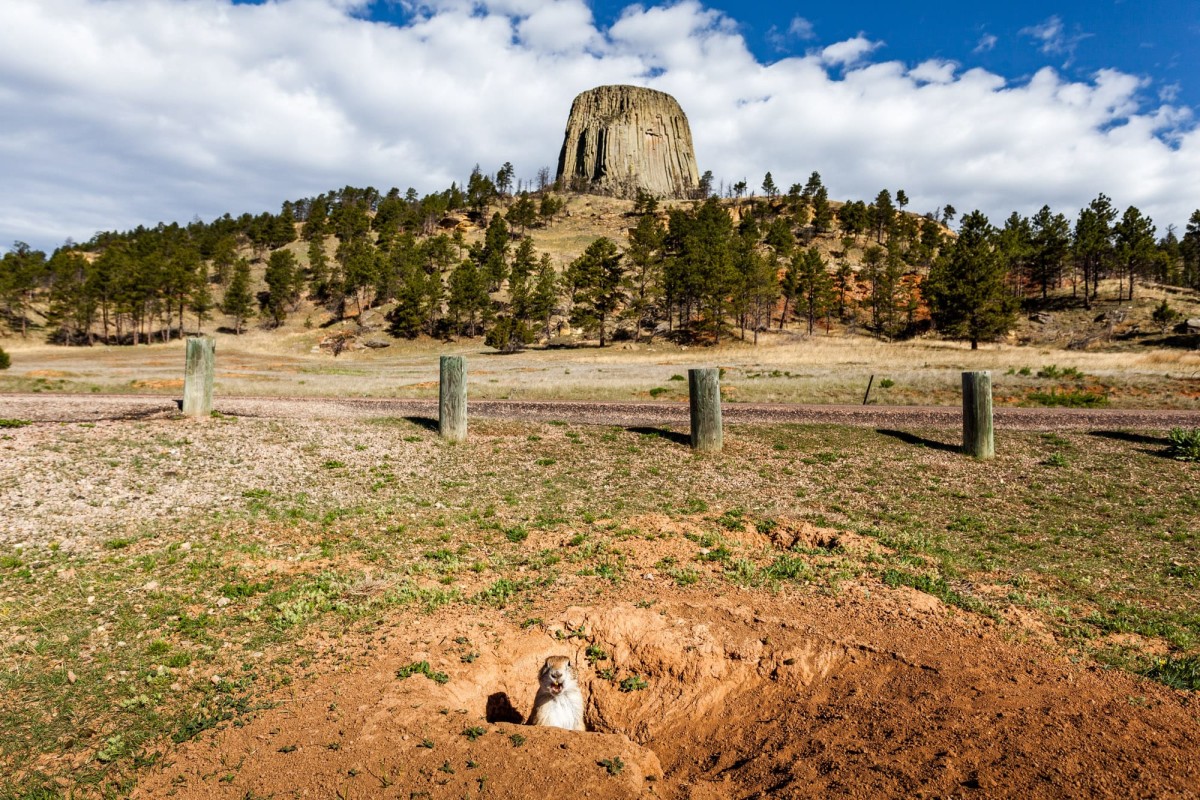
[528,656,585,731]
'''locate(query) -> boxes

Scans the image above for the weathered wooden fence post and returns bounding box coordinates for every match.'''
[688,367,722,452]
[962,370,994,460]
[439,355,467,442]
[182,336,215,418]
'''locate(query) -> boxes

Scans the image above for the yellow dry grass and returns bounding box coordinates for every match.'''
[3,325,1197,408]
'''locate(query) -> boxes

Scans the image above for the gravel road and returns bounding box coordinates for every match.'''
[4,392,1200,430]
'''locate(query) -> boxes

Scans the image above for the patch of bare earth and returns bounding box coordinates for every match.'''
[134,593,1199,799]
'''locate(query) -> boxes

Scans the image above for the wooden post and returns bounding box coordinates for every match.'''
[182,336,215,418]
[962,370,994,460]
[439,355,467,442]
[688,368,722,452]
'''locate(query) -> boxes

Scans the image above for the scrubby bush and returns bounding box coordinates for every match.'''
[1166,427,1200,462]
[1152,299,1181,333]
[0,346,9,370]
[484,316,534,352]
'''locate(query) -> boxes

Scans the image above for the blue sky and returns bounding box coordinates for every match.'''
[4,0,1200,251]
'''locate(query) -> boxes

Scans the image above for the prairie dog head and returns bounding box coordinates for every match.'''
[538,656,576,696]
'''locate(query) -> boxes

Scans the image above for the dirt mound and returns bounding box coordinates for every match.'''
[134,591,1199,799]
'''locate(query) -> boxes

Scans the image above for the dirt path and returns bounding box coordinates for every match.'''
[5,392,1200,430]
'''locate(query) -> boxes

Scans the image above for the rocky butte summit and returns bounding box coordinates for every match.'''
[556,85,701,200]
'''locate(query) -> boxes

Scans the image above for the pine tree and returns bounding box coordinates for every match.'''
[45,249,96,344]
[264,249,298,326]
[691,199,736,342]
[761,172,778,202]
[388,259,427,339]
[915,218,944,267]
[838,200,868,241]
[834,260,854,319]
[1183,210,1200,289]
[731,226,771,341]
[802,172,824,199]
[997,212,1033,297]
[871,189,895,244]
[506,192,538,234]
[0,242,48,338]
[1114,206,1156,301]
[622,212,665,342]
[567,238,625,347]
[633,189,659,217]
[307,236,331,301]
[302,195,330,241]
[794,247,833,334]
[467,165,496,217]
[509,237,538,324]
[810,187,833,235]
[210,235,238,285]
[188,269,213,333]
[530,254,559,339]
[221,258,254,334]
[336,235,378,318]
[926,210,1017,349]
[496,162,515,196]
[481,213,510,289]
[447,259,490,337]
[1073,194,1116,308]
[538,194,564,226]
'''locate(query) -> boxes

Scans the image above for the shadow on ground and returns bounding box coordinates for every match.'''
[626,426,691,446]
[876,429,961,453]
[1088,430,1176,459]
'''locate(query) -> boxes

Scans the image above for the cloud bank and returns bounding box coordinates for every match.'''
[1,0,1197,250]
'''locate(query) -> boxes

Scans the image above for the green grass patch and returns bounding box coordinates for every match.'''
[881,568,997,619]
[1141,656,1200,691]
[396,661,450,684]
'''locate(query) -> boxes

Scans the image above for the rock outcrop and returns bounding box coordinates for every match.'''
[556,85,700,200]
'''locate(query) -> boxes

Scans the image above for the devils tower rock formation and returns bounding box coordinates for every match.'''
[556,85,700,200]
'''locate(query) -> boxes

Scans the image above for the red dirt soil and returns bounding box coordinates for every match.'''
[133,586,1200,799]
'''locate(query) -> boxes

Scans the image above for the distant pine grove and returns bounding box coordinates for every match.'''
[2,164,1199,352]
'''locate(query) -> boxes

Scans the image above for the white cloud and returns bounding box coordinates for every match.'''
[788,16,815,40]
[820,34,884,67]
[973,33,997,54]
[1020,15,1092,65]
[767,14,813,51]
[516,1,602,53]
[909,59,958,85]
[0,0,1198,251]
[1022,15,1066,53]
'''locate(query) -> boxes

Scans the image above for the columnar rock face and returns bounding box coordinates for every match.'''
[556,85,701,200]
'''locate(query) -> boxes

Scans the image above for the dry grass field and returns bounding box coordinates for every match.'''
[2,319,1199,410]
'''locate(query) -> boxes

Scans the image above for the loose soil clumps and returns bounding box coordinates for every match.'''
[135,592,1200,799]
